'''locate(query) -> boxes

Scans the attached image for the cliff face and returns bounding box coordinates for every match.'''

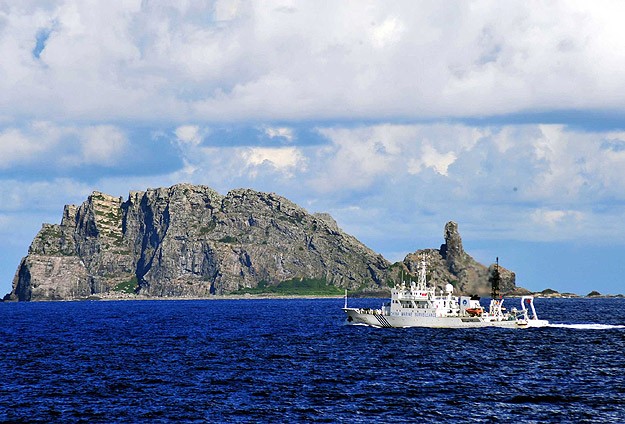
[5,184,520,301]
[7,184,390,300]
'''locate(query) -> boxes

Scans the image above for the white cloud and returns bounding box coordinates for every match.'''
[312,125,409,191]
[370,16,404,48]
[300,122,625,244]
[526,209,586,241]
[0,126,55,169]
[408,144,457,176]
[531,209,584,226]
[240,147,305,178]
[2,2,625,122]
[174,125,204,146]
[263,126,294,142]
[79,125,128,165]
[0,122,127,169]
[312,124,481,191]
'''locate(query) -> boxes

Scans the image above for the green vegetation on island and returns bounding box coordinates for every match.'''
[113,277,138,294]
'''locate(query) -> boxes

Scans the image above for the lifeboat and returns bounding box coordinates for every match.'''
[465,308,483,317]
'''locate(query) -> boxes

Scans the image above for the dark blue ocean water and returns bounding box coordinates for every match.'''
[1,297,624,423]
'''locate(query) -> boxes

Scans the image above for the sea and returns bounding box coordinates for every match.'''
[1,297,624,423]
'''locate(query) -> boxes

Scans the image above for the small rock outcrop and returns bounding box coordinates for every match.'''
[401,221,516,296]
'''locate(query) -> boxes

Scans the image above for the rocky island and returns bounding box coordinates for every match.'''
[5,184,520,301]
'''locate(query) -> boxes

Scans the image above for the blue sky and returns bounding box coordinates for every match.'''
[2,1,625,296]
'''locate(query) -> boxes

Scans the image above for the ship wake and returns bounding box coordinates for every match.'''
[548,323,625,330]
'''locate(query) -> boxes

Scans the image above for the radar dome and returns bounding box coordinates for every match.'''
[445,283,454,293]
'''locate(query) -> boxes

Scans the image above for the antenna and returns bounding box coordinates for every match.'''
[490,257,500,300]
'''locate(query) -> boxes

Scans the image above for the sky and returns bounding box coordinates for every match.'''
[1,0,625,296]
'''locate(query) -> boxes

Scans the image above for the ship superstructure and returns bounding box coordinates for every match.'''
[343,256,548,328]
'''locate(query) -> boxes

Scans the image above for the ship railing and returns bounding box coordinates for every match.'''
[355,308,383,315]
[397,293,429,301]
[520,296,539,320]
[511,306,531,321]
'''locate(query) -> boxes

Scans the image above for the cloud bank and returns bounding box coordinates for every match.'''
[1,1,625,122]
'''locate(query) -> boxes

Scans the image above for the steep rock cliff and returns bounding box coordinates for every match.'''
[7,184,390,300]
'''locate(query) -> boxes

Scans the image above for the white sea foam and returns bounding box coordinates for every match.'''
[548,323,625,330]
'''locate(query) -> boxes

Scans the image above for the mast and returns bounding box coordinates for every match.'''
[418,253,427,289]
[489,257,501,300]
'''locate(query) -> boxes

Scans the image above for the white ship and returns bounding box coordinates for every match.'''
[343,256,549,329]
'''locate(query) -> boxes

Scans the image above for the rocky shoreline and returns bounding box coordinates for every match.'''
[532,289,624,299]
[4,288,623,302]
[2,292,347,302]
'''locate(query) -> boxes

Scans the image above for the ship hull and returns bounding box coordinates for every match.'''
[343,308,549,329]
